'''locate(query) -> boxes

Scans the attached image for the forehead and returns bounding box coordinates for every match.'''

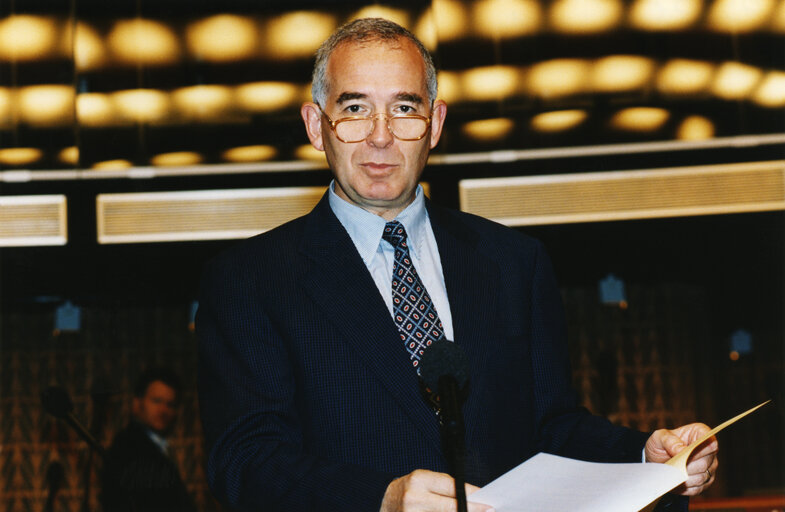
[324,39,428,101]
[144,380,176,398]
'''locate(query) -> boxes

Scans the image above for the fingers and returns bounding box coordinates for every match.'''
[681,454,719,496]
[381,470,495,512]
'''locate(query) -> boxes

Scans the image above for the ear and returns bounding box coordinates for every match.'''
[301,102,325,151]
[428,100,447,149]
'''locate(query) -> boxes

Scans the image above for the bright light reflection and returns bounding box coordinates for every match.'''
[352,6,411,28]
[630,0,701,30]
[19,85,74,125]
[550,0,622,33]
[73,22,106,70]
[222,145,277,162]
[774,0,785,32]
[77,93,117,126]
[113,89,170,122]
[150,152,203,167]
[236,82,300,111]
[528,59,589,98]
[437,71,462,104]
[531,110,588,132]
[295,144,327,162]
[0,147,42,166]
[431,0,469,41]
[473,0,542,37]
[92,160,133,170]
[676,116,715,140]
[108,19,180,65]
[172,85,233,119]
[752,71,785,107]
[707,0,774,32]
[186,15,258,62]
[462,118,515,140]
[266,12,335,59]
[611,107,670,131]
[58,146,79,165]
[0,15,57,61]
[0,87,11,125]
[656,59,714,95]
[592,56,654,92]
[462,66,520,101]
[711,62,762,100]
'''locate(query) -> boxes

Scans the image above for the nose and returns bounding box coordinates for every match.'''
[366,113,394,148]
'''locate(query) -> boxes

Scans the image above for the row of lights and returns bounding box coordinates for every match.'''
[0,56,782,129]
[1,0,785,65]
[0,108,716,169]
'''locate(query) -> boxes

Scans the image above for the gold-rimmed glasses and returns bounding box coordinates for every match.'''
[321,109,432,143]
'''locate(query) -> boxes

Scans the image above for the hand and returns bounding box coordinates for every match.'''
[645,423,719,496]
[380,469,495,512]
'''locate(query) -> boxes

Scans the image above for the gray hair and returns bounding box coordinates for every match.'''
[311,17,438,107]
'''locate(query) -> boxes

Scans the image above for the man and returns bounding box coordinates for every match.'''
[197,18,718,512]
[101,367,195,512]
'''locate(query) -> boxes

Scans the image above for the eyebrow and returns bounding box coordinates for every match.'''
[334,92,424,105]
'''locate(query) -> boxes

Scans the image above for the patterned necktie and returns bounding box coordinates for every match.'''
[382,221,445,371]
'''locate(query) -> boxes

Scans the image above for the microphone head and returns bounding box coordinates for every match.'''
[41,386,74,419]
[419,339,469,394]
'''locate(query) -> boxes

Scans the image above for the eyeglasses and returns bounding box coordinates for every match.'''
[321,109,432,143]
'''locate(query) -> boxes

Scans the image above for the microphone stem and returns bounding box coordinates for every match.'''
[439,375,468,512]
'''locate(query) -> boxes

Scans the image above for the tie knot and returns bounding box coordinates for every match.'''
[382,221,408,249]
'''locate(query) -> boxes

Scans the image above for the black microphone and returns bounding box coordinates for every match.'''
[419,339,470,512]
[41,386,105,456]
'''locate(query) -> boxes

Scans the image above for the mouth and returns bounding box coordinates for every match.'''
[360,162,398,173]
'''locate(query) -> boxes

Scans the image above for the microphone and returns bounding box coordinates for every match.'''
[41,386,106,456]
[419,339,470,512]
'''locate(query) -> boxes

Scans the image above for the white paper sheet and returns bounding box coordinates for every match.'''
[468,453,686,512]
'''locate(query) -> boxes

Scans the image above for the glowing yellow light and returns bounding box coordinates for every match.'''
[171,85,233,119]
[550,0,623,33]
[352,6,411,29]
[630,0,701,30]
[150,151,203,167]
[71,22,106,70]
[711,62,763,100]
[266,12,336,59]
[414,8,439,50]
[729,350,740,361]
[236,82,299,111]
[295,144,327,162]
[531,110,588,132]
[707,0,774,32]
[108,18,180,65]
[0,87,11,125]
[77,93,117,126]
[92,159,133,170]
[58,146,79,165]
[774,0,785,32]
[611,107,670,131]
[437,71,462,104]
[222,145,278,162]
[186,15,258,62]
[0,147,42,166]
[656,59,714,95]
[461,66,521,101]
[676,115,715,140]
[0,15,57,61]
[528,59,590,98]
[462,118,515,141]
[473,0,542,38]
[113,89,170,122]
[752,71,785,107]
[18,85,74,126]
[432,0,469,41]
[592,55,654,93]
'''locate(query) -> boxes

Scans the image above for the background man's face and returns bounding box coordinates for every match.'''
[132,380,178,435]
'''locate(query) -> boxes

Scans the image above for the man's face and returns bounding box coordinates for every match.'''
[132,380,178,435]
[301,38,447,220]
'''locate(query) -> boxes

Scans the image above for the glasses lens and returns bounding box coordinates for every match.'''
[390,117,428,140]
[335,118,373,143]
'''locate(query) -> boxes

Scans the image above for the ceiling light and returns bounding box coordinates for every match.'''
[222,145,278,163]
[629,0,701,30]
[58,146,79,165]
[150,152,203,167]
[108,19,180,65]
[171,85,233,119]
[112,89,170,122]
[265,12,336,59]
[18,85,74,126]
[236,82,300,112]
[462,66,521,101]
[773,0,785,32]
[530,110,588,132]
[0,87,11,126]
[0,147,42,166]
[92,159,133,170]
[550,0,623,33]
[473,0,542,38]
[77,93,119,126]
[295,144,327,162]
[711,62,762,100]
[437,71,462,104]
[707,0,774,32]
[528,59,590,98]
[656,59,714,95]
[72,22,106,70]
[610,107,670,131]
[592,55,654,93]
[676,115,715,140]
[352,6,411,29]
[752,71,785,107]
[186,15,258,62]
[413,9,438,50]
[431,0,469,42]
[0,15,58,61]
[462,118,515,141]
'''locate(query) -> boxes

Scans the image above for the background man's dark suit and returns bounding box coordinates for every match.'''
[197,194,655,511]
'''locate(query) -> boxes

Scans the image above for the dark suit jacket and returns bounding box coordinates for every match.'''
[100,421,195,512]
[197,194,682,511]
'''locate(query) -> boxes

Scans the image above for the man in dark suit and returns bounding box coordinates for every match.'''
[196,18,718,512]
[101,367,195,512]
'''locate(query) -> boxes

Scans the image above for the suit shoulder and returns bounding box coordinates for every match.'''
[434,205,545,253]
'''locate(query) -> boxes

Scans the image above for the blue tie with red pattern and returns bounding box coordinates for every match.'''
[382,221,445,371]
